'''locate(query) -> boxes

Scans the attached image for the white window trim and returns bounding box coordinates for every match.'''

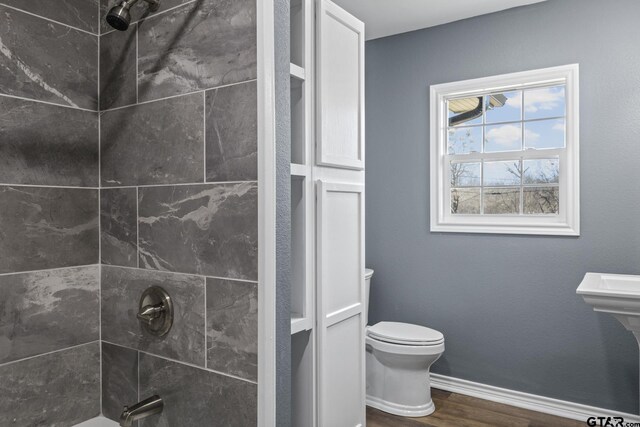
[429,64,580,236]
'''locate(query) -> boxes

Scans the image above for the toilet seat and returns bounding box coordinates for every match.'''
[367,321,444,346]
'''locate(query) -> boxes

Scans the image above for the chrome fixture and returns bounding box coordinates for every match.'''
[120,395,164,427]
[137,286,173,337]
[106,0,160,31]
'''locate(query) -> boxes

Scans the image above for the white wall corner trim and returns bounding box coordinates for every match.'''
[430,373,639,423]
[257,0,277,425]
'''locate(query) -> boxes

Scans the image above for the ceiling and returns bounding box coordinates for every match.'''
[332,0,548,40]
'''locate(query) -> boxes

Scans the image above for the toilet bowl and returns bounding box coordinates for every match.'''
[365,269,445,417]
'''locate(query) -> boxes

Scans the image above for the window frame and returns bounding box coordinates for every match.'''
[429,64,580,236]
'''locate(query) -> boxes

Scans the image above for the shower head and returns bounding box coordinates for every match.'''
[106,2,132,31]
[106,0,159,31]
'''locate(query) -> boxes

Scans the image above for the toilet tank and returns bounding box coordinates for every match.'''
[365,269,374,325]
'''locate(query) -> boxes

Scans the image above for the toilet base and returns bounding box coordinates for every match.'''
[366,395,435,417]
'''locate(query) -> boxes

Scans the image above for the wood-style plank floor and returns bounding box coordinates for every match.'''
[366,389,586,427]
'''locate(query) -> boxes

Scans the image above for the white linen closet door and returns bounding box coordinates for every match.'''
[316,1,365,426]
[316,181,365,427]
[316,0,365,171]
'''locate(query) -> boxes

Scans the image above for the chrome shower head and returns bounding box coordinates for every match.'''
[106,0,159,31]
[106,2,132,31]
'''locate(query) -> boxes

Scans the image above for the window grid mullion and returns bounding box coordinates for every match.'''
[519,158,524,216]
[520,95,524,215]
[450,114,566,131]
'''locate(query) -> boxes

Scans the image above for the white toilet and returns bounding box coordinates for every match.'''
[364,269,445,417]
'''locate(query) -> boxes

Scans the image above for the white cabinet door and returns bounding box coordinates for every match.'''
[316,181,365,427]
[316,0,365,170]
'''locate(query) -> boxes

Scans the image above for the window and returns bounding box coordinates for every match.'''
[430,65,579,235]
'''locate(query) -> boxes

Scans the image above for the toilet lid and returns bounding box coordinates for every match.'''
[367,321,444,345]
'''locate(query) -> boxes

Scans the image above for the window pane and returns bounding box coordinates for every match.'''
[483,160,521,186]
[450,162,481,187]
[485,91,521,124]
[525,119,565,150]
[451,188,481,214]
[484,123,522,153]
[448,126,482,154]
[448,96,483,127]
[523,187,559,214]
[523,85,565,120]
[523,158,559,184]
[483,187,520,214]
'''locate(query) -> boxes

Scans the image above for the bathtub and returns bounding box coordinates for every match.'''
[74,416,119,427]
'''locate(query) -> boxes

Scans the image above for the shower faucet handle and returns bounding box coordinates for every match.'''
[137,286,174,337]
[136,303,165,325]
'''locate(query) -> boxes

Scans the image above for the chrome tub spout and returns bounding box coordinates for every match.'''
[119,395,163,427]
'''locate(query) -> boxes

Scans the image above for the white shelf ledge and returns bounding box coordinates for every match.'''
[290,163,308,177]
[290,63,306,81]
[291,316,313,334]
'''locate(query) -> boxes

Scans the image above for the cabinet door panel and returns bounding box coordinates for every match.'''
[317,180,365,427]
[317,0,365,170]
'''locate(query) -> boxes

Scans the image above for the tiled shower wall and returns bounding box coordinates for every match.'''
[0,0,259,425]
[98,0,259,425]
[0,1,101,426]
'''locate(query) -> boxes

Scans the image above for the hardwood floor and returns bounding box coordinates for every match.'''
[366,389,586,427]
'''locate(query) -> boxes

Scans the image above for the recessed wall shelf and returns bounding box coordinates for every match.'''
[291,316,313,334]
[289,0,315,425]
[290,63,306,81]
[291,163,308,177]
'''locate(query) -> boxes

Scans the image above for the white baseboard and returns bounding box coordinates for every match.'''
[430,373,638,423]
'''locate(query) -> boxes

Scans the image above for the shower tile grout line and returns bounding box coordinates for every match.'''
[0,179,257,191]
[0,264,100,277]
[0,93,98,113]
[0,340,100,368]
[0,3,100,36]
[103,180,258,189]
[102,264,260,283]
[136,186,140,269]
[0,263,258,284]
[136,23,139,104]
[0,183,100,190]
[204,277,208,370]
[203,91,207,183]
[98,20,103,415]
[101,79,258,113]
[103,340,258,386]
[96,0,101,40]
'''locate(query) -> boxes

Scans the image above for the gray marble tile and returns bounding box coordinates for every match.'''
[0,186,99,274]
[205,81,257,182]
[100,93,205,186]
[206,278,257,381]
[0,266,99,364]
[0,5,98,110]
[0,96,99,187]
[139,182,258,280]
[100,24,138,110]
[139,353,257,427]
[0,342,100,427]
[100,0,191,34]
[137,0,257,102]
[101,188,138,267]
[1,0,100,33]
[101,266,206,366]
[102,342,139,423]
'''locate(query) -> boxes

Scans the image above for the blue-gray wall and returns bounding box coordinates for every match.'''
[365,0,640,414]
